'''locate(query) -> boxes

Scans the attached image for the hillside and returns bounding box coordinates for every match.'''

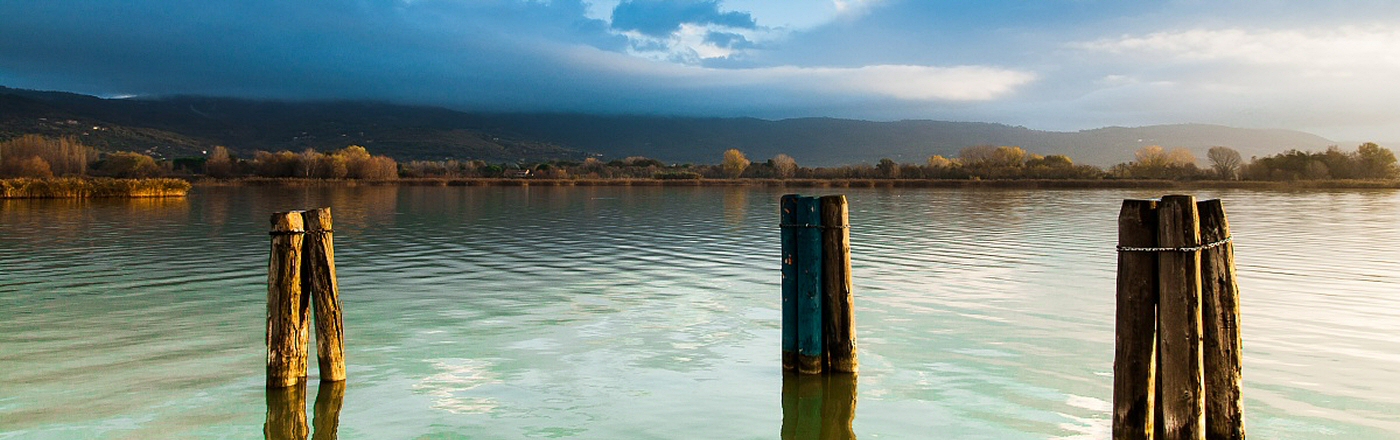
[0,87,1338,166]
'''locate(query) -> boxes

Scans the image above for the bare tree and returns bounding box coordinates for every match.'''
[1207,146,1243,180]
[770,154,797,179]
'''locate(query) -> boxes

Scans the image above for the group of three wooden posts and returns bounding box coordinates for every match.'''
[265,194,1244,440]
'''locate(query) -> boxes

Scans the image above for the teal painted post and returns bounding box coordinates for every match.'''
[795,196,824,374]
[780,194,799,371]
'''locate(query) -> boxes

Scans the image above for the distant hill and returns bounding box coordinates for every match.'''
[0,86,1338,166]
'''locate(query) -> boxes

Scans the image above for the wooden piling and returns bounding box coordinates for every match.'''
[1198,200,1245,440]
[1156,195,1205,440]
[781,195,800,371]
[795,196,824,374]
[264,381,309,440]
[302,208,346,382]
[820,195,857,374]
[1113,199,1158,440]
[268,211,310,388]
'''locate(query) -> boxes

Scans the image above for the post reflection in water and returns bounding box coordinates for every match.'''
[781,372,857,440]
[264,381,346,440]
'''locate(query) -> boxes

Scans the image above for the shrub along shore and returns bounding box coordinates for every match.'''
[0,178,191,198]
[3,133,1398,195]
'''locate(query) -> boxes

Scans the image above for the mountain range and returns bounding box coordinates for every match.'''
[0,86,1340,166]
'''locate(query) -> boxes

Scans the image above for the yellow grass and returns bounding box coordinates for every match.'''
[0,178,191,198]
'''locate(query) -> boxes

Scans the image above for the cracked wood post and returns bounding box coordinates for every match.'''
[821,195,857,374]
[302,208,346,382]
[268,211,310,388]
[1157,195,1205,440]
[1198,200,1245,440]
[1114,199,1158,440]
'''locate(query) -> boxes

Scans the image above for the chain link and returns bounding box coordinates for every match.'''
[779,223,849,229]
[1117,236,1232,253]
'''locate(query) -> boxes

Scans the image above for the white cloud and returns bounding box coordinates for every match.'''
[743,64,1035,101]
[562,46,1035,101]
[1074,25,1400,75]
[1060,25,1400,139]
[621,23,759,63]
[596,0,887,64]
[832,0,880,16]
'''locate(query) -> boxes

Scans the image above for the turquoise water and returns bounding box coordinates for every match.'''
[2,186,1398,438]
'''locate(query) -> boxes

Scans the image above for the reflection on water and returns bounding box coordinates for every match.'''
[265,381,345,440]
[724,187,747,228]
[313,382,346,440]
[782,372,857,440]
[264,385,307,440]
[3,186,1400,438]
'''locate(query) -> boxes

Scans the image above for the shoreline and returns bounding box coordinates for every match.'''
[1,178,191,199]
[189,177,1400,190]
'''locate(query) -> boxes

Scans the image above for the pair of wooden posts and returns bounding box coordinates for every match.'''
[1113,195,1244,440]
[780,194,858,375]
[268,207,346,387]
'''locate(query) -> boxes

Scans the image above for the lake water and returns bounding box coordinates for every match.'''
[2,185,1398,439]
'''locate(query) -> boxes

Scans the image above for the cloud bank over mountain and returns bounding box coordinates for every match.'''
[1,0,1398,141]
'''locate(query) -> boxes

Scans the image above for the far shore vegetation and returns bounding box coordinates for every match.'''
[3,133,1399,194]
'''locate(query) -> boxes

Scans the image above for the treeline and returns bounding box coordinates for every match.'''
[205,145,398,179]
[0,135,399,180]
[354,142,1400,182]
[1241,143,1396,180]
[3,133,1396,183]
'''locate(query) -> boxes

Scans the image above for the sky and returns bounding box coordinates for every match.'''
[1,0,1398,141]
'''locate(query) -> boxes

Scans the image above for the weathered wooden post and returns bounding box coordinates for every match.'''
[1198,200,1244,440]
[781,195,800,371]
[820,195,857,374]
[1113,199,1158,440]
[1114,195,1243,440]
[795,196,825,374]
[782,194,858,376]
[268,211,310,388]
[302,208,346,382]
[1157,195,1205,440]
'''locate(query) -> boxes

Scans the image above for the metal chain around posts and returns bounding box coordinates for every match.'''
[1115,195,1245,440]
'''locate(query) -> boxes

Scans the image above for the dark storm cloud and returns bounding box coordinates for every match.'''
[0,0,625,101]
[610,0,756,37]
